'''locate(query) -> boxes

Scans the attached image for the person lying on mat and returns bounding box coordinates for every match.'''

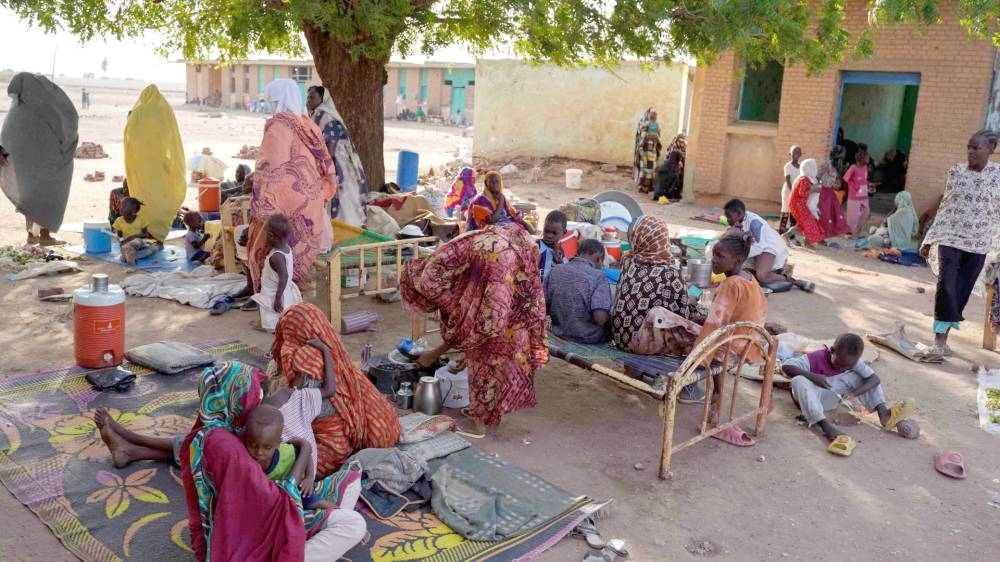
[783,333,916,457]
[722,198,814,293]
[545,238,612,344]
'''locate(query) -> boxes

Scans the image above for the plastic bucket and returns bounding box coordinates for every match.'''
[83,219,112,254]
[198,178,221,212]
[559,230,580,260]
[396,151,420,192]
[565,168,583,190]
[602,239,622,261]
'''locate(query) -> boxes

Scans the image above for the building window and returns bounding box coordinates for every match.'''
[229,74,236,94]
[398,68,407,99]
[243,66,250,93]
[291,66,312,82]
[737,60,784,123]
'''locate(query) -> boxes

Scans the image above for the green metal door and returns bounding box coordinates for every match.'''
[450,86,466,121]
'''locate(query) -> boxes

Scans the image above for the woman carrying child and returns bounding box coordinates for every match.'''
[252,214,303,332]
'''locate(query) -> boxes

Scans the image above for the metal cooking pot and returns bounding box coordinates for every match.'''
[687,259,713,288]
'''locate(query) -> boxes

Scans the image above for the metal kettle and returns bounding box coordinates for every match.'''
[413,376,444,415]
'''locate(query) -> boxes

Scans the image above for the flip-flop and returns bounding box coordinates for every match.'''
[241,300,259,312]
[827,434,855,457]
[210,300,231,316]
[571,518,606,549]
[798,281,816,293]
[710,425,756,447]
[934,450,966,479]
[882,399,915,431]
[583,548,614,562]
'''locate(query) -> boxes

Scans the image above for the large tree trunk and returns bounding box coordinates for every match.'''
[304,24,389,189]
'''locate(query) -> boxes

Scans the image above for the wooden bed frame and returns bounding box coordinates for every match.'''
[412,314,776,479]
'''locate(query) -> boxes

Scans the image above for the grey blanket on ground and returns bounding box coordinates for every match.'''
[429,447,582,541]
[124,341,215,374]
[0,73,78,231]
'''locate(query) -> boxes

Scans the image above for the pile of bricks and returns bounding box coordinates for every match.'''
[84,171,106,182]
[75,142,108,159]
[233,145,260,160]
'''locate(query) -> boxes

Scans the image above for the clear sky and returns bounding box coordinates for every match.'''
[0,7,479,83]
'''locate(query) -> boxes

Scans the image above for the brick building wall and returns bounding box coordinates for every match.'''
[685,0,996,213]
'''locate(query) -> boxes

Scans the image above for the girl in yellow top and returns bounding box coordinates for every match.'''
[112,197,162,265]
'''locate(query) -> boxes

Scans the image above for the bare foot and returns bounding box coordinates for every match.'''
[96,413,136,468]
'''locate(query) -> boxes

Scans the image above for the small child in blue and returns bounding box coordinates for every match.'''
[538,210,568,285]
[182,211,211,264]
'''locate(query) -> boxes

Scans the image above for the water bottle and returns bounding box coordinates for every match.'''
[395,381,414,410]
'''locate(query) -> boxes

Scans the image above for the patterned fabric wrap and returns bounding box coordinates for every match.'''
[611,259,695,351]
[248,112,337,290]
[400,223,549,426]
[272,303,402,477]
[626,215,674,266]
[445,167,477,217]
[310,89,369,227]
[465,171,526,232]
[789,176,826,244]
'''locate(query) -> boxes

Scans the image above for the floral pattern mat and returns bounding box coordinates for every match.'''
[0,339,590,562]
[0,340,266,562]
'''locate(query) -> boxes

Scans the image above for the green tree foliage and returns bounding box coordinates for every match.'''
[3,0,997,184]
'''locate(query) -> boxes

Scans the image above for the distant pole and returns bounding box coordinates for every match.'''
[50,43,57,81]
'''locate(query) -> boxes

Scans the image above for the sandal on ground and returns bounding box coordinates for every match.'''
[572,518,607,550]
[583,548,615,562]
[606,539,630,559]
[928,344,953,357]
[827,434,855,457]
[240,299,259,311]
[797,281,816,293]
[882,399,915,431]
[210,300,231,316]
[934,450,966,479]
[710,425,756,447]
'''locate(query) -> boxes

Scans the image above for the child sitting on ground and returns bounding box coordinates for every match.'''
[112,197,163,265]
[537,210,568,285]
[783,333,916,456]
[252,214,302,332]
[182,211,211,264]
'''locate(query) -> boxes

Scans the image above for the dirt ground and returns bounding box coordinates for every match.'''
[1,84,999,561]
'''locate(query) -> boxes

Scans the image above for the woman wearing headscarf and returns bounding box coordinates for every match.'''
[465,170,531,232]
[919,129,1000,355]
[306,85,368,227]
[401,221,548,431]
[272,303,401,476]
[180,361,305,561]
[444,166,477,219]
[0,72,78,246]
[787,159,827,246]
[816,146,852,238]
[884,191,919,251]
[610,216,701,359]
[249,80,337,292]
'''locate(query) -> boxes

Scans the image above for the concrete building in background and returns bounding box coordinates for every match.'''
[473,60,692,165]
[183,59,475,120]
[684,0,997,213]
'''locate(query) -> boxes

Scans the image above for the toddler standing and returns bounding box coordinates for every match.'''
[780,146,802,233]
[252,214,302,332]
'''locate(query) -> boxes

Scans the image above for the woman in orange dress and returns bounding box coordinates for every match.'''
[787,159,827,246]
[271,303,401,477]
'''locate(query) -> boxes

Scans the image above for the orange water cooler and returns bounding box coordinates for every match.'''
[197,178,221,213]
[74,274,126,368]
